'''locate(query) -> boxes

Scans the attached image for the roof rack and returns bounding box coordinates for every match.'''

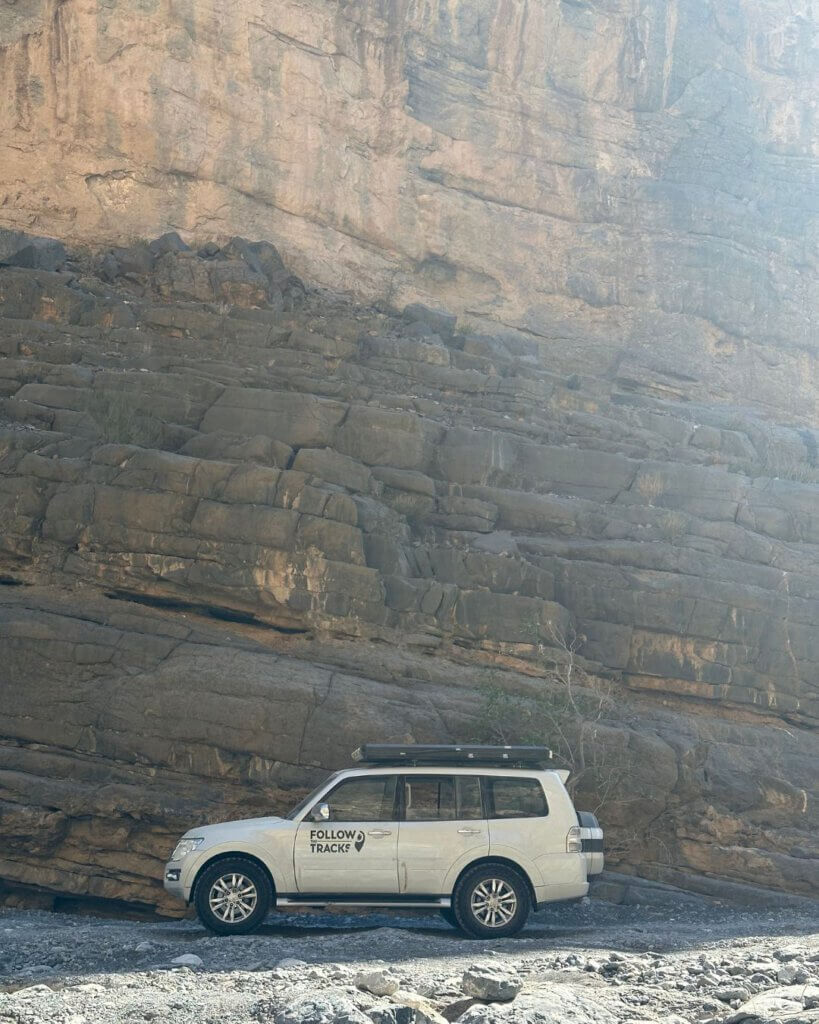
[351,744,553,768]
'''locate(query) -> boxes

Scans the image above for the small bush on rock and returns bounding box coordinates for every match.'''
[472,622,636,817]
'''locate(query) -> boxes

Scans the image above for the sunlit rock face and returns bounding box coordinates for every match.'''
[1,0,816,418]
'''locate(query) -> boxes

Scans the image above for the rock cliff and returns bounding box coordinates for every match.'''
[1,0,817,420]
[0,238,816,912]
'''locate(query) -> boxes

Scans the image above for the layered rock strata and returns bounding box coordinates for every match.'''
[0,238,816,911]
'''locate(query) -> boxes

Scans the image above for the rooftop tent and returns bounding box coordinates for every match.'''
[351,744,553,767]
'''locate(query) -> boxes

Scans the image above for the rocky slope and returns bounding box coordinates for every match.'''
[1,0,817,421]
[0,236,816,913]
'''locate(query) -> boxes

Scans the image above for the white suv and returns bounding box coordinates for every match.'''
[163,745,604,938]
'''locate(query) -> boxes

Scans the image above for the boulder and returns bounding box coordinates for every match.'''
[0,230,67,272]
[386,992,449,1024]
[266,995,372,1024]
[461,968,522,1003]
[110,243,154,276]
[403,303,457,340]
[456,989,617,1024]
[99,252,120,282]
[153,249,272,307]
[148,231,190,256]
[170,953,203,968]
[368,1009,420,1024]
[726,988,819,1023]
[207,257,273,307]
[355,969,400,996]
[245,240,288,285]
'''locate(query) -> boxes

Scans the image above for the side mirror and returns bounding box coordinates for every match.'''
[311,802,330,822]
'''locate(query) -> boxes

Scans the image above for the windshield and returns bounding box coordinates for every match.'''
[285,772,341,820]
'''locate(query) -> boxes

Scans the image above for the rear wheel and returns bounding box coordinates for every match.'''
[194,857,271,935]
[453,863,530,939]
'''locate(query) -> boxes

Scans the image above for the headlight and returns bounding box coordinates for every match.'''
[170,837,204,861]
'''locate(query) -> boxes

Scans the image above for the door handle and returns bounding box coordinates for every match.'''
[457,828,482,835]
[368,829,392,837]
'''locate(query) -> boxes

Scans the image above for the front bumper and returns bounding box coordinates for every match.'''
[163,861,191,902]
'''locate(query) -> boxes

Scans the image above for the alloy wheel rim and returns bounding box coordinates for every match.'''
[208,872,258,923]
[470,877,518,927]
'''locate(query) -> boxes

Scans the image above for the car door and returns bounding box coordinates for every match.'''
[396,774,488,896]
[485,775,553,879]
[294,774,400,894]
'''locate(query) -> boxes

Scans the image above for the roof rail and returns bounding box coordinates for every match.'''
[351,744,553,768]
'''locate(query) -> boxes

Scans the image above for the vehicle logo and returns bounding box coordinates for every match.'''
[309,828,367,854]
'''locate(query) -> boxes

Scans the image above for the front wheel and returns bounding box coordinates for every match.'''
[453,863,530,939]
[194,858,272,935]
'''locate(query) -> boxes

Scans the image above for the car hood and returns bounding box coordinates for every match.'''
[184,816,288,840]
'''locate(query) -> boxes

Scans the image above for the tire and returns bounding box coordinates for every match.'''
[453,863,530,939]
[439,907,460,929]
[194,857,272,936]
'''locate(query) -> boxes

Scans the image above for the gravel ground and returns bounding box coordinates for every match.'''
[0,900,817,1024]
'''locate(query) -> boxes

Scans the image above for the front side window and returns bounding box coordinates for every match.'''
[286,772,343,820]
[404,775,483,821]
[320,775,398,822]
[486,777,548,818]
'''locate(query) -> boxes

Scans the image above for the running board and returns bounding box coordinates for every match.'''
[277,894,451,909]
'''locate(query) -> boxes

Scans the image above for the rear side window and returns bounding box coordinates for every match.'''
[403,775,483,820]
[485,777,548,818]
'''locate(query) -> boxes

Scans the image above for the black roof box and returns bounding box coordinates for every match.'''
[351,744,553,767]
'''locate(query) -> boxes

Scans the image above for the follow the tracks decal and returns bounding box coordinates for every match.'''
[309,829,366,853]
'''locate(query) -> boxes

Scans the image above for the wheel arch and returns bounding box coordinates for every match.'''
[452,856,537,907]
[189,851,276,906]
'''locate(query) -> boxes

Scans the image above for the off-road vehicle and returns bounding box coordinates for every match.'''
[164,744,604,938]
